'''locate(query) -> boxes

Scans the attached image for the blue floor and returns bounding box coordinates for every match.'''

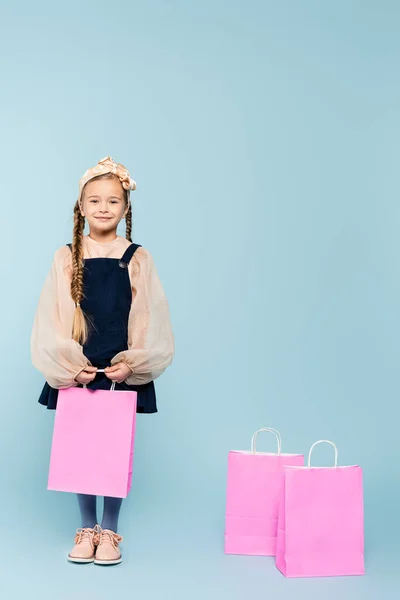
[0,492,397,600]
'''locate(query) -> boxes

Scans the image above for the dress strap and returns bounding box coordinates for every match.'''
[119,243,141,268]
[66,243,141,266]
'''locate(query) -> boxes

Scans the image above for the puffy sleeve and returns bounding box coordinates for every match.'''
[111,247,175,385]
[30,247,90,389]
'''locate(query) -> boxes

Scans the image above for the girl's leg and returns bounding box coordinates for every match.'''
[101,497,123,532]
[95,498,124,564]
[68,495,99,563]
[77,494,98,528]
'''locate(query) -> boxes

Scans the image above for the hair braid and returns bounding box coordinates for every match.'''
[71,201,88,344]
[125,202,132,242]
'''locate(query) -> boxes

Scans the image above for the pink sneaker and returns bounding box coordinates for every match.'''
[68,526,101,563]
[94,529,124,565]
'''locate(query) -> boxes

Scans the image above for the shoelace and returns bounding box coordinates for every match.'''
[74,524,102,546]
[98,529,124,549]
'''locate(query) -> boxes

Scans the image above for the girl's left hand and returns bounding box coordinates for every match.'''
[104,362,132,384]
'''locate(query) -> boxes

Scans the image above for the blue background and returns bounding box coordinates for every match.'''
[0,0,398,598]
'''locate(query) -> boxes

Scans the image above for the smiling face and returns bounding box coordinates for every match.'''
[80,175,129,236]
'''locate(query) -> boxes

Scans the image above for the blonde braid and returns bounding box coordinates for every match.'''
[125,203,132,242]
[71,201,88,344]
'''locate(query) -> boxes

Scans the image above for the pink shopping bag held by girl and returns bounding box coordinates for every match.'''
[225,427,304,556]
[47,381,137,498]
[276,440,365,578]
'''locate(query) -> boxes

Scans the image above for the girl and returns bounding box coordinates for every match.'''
[31,156,174,565]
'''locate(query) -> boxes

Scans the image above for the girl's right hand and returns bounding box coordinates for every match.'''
[74,366,98,385]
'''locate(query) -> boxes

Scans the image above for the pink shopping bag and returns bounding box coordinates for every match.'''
[47,383,137,498]
[276,440,365,578]
[225,427,304,556]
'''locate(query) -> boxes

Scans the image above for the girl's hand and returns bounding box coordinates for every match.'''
[75,366,98,385]
[104,362,132,384]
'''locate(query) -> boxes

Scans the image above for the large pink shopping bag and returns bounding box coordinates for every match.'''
[225,427,304,556]
[276,440,365,578]
[47,384,137,498]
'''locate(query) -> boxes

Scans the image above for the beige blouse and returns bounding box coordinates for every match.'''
[31,235,174,389]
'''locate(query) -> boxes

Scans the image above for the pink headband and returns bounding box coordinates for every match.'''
[79,156,137,200]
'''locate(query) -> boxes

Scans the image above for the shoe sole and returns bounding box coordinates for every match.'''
[68,556,95,564]
[94,558,122,566]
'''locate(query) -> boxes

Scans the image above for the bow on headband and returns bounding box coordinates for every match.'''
[78,156,137,199]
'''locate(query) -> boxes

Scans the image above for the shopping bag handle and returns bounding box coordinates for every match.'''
[308,440,338,468]
[251,428,282,455]
[83,369,116,391]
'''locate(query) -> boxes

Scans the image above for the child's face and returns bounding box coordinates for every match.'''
[81,177,128,235]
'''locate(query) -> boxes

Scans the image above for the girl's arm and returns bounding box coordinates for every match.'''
[111,248,174,385]
[31,246,90,389]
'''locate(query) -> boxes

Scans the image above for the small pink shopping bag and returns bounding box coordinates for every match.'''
[225,427,304,556]
[47,385,137,498]
[276,440,365,578]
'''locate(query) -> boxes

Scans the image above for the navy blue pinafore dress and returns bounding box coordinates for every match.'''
[38,243,157,413]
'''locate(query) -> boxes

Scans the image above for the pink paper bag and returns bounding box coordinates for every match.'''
[225,427,304,556]
[48,386,137,498]
[276,440,365,578]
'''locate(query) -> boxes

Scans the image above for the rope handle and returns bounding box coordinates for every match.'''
[83,369,116,391]
[308,440,338,468]
[251,427,282,455]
